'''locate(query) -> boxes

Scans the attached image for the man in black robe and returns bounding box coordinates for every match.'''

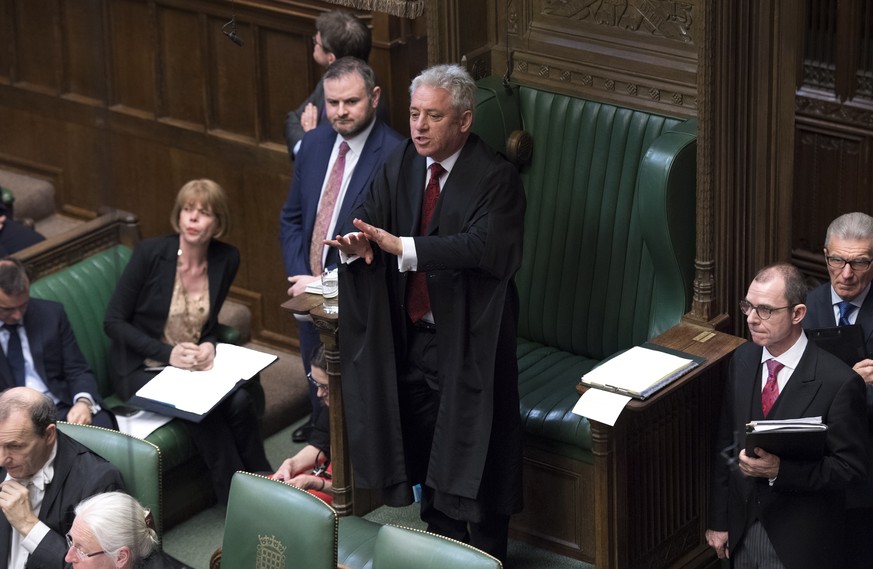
[328,64,525,562]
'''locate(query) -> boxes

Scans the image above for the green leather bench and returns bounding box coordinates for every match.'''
[473,78,697,561]
[15,212,252,529]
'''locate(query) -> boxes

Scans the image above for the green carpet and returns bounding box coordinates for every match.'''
[162,416,589,569]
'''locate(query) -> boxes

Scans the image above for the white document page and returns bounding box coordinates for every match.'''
[115,410,173,439]
[134,343,277,415]
[572,388,632,427]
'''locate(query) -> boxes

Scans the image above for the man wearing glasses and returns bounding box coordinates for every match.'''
[802,212,873,569]
[707,262,867,569]
[0,387,123,569]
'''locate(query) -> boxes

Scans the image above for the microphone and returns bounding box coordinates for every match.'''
[223,19,244,47]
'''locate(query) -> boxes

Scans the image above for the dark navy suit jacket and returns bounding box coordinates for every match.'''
[0,298,103,407]
[279,118,403,277]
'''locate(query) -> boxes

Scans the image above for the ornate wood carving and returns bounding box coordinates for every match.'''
[540,0,694,44]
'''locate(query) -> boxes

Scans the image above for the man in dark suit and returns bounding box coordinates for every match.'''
[0,258,113,428]
[0,203,44,257]
[280,57,403,442]
[801,211,873,568]
[284,10,371,161]
[707,263,868,569]
[328,64,526,563]
[0,387,124,568]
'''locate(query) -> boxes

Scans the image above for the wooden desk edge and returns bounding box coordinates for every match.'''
[576,322,746,410]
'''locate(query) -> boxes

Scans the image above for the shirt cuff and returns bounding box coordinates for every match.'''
[73,393,101,415]
[338,232,363,265]
[398,236,417,273]
[22,521,50,552]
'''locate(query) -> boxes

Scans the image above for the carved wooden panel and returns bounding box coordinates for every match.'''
[793,123,873,251]
[493,0,699,117]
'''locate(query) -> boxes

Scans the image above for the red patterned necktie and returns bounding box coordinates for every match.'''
[762,359,784,417]
[406,162,445,323]
[309,141,350,275]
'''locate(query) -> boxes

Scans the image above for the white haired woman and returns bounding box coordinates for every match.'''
[64,492,164,568]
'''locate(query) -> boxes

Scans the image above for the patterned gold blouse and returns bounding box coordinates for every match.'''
[144,271,210,367]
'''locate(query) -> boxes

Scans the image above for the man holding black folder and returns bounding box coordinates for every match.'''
[803,212,873,569]
[707,263,867,569]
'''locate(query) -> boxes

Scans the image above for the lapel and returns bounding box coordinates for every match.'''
[770,343,822,419]
[23,309,48,385]
[0,332,13,389]
[41,436,69,519]
[0,472,9,560]
[206,242,226,316]
[426,136,479,236]
[157,239,179,313]
[734,345,761,427]
[857,290,873,354]
[403,150,428,237]
[335,122,383,227]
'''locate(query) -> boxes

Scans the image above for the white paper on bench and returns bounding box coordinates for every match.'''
[581,345,695,398]
[572,388,631,427]
[115,411,173,439]
[134,343,277,415]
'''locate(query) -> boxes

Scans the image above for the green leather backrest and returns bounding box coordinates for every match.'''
[511,87,695,361]
[57,422,163,541]
[221,472,338,569]
[29,245,132,397]
[372,525,502,569]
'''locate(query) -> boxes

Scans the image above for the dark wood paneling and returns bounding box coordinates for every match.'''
[62,0,107,103]
[158,6,207,125]
[793,121,873,252]
[14,0,61,92]
[110,0,156,115]
[258,28,313,146]
[208,15,256,138]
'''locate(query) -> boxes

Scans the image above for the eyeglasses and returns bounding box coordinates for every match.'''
[66,533,106,561]
[307,373,329,395]
[739,299,793,320]
[826,255,872,272]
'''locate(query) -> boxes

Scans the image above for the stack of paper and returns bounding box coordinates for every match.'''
[745,417,827,459]
[133,343,277,420]
[580,345,701,399]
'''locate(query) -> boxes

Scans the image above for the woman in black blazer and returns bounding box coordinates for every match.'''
[104,179,270,503]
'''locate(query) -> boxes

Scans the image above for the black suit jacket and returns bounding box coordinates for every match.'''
[709,339,867,569]
[339,135,526,518]
[0,299,102,407]
[284,80,325,160]
[103,235,239,400]
[804,281,873,509]
[0,219,44,256]
[0,431,124,568]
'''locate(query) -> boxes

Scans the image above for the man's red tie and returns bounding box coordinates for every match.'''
[762,359,784,417]
[309,141,350,275]
[406,162,445,323]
